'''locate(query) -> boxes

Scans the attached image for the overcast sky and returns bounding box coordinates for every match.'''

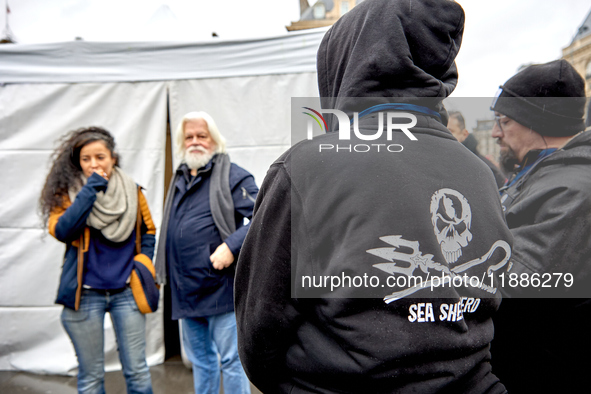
[0,0,300,42]
[1,0,590,126]
[455,0,590,97]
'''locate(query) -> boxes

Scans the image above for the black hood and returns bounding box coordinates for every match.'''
[317,0,464,125]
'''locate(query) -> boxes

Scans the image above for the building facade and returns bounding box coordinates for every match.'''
[562,9,591,97]
[472,119,500,165]
[287,0,362,31]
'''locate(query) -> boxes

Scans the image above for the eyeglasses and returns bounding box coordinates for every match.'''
[494,114,510,132]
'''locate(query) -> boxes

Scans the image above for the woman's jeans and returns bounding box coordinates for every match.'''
[61,287,153,394]
[182,311,250,394]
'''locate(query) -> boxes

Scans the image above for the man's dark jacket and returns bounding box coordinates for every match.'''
[235,1,513,393]
[492,130,591,393]
[161,158,258,319]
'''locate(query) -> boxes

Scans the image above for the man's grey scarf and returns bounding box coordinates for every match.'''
[69,167,138,243]
[209,154,236,240]
[155,153,235,284]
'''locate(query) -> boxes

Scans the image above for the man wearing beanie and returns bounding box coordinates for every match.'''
[235,1,513,393]
[489,59,591,393]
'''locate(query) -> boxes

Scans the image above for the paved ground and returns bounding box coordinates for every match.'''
[0,356,262,394]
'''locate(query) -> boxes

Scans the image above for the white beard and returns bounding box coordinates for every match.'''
[184,147,214,170]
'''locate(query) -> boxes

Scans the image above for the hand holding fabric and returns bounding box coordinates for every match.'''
[210,243,234,270]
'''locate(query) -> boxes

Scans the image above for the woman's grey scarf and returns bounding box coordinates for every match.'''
[69,167,138,243]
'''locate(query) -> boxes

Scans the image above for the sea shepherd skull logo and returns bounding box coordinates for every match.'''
[430,189,472,264]
[367,188,510,303]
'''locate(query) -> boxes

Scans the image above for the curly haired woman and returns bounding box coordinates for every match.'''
[39,127,156,394]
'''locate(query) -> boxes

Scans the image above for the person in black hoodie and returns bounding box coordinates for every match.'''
[489,60,591,393]
[235,1,513,393]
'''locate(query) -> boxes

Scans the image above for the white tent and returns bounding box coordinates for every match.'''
[0,27,325,374]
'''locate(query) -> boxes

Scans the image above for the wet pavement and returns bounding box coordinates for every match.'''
[0,356,262,394]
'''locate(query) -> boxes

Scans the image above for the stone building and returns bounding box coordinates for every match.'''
[287,0,363,31]
[562,8,591,97]
[472,119,500,165]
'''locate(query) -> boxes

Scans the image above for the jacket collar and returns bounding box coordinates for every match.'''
[177,155,218,182]
[505,148,556,189]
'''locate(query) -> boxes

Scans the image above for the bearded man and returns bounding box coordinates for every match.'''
[489,60,591,393]
[155,111,257,394]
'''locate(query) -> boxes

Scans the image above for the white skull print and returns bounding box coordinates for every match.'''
[430,189,473,264]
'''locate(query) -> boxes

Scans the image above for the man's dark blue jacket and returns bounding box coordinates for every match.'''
[165,159,258,319]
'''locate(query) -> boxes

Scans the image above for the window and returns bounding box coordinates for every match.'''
[313,2,326,19]
[586,61,591,80]
[340,1,349,16]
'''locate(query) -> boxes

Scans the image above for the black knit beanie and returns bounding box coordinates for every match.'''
[491,59,586,137]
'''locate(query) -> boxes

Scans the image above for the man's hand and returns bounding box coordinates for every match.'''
[210,243,234,270]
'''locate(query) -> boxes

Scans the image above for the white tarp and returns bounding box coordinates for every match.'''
[0,81,169,374]
[0,28,325,84]
[0,28,324,374]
